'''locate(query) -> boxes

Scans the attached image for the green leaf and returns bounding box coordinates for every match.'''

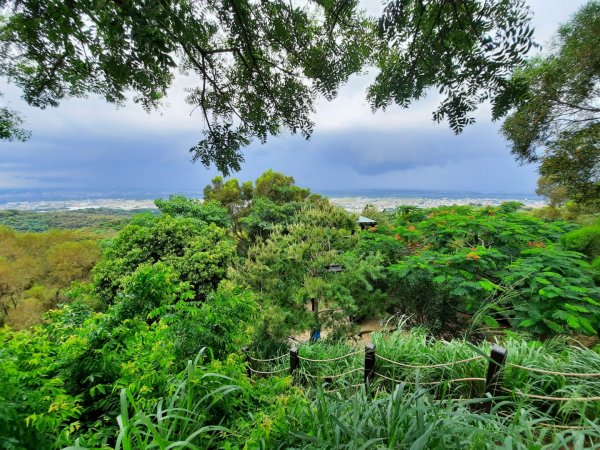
[577,316,597,334]
[478,279,497,292]
[518,319,537,328]
[565,313,581,330]
[483,316,500,328]
[563,303,590,314]
[542,319,564,333]
[533,276,551,285]
[538,287,561,299]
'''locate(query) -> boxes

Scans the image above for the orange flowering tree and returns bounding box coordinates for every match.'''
[359,204,599,336]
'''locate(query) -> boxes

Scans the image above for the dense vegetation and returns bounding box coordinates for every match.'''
[0,209,139,232]
[0,226,101,328]
[499,1,600,205]
[0,1,597,447]
[0,170,599,449]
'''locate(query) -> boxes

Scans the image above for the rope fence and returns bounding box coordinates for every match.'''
[501,388,600,402]
[507,362,600,378]
[243,342,600,428]
[374,372,485,386]
[298,350,363,363]
[247,353,288,363]
[375,354,484,369]
[537,423,597,431]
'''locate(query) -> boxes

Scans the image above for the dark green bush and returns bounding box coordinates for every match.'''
[561,224,600,260]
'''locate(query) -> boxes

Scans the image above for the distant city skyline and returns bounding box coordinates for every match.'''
[0,0,588,195]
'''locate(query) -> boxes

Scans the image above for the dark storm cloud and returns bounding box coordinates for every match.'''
[303,125,499,176]
[1,117,537,194]
[0,128,214,191]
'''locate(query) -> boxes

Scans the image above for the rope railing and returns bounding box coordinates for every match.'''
[374,372,485,386]
[501,388,600,402]
[243,343,599,428]
[247,353,288,363]
[507,362,600,378]
[537,423,597,431]
[376,354,484,369]
[301,367,363,380]
[298,350,363,363]
[248,366,289,376]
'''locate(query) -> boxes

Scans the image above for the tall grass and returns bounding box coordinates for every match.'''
[114,357,237,449]
[296,340,363,390]
[254,323,600,426]
[283,385,600,449]
[74,332,600,449]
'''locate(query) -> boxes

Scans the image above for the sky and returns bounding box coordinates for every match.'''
[0,0,589,196]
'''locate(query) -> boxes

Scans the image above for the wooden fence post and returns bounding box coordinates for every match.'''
[290,346,299,382]
[483,345,507,412]
[242,346,252,378]
[364,343,376,394]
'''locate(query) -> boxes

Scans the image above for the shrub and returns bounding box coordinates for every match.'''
[561,224,600,260]
[593,256,600,283]
[93,215,234,305]
[501,246,600,335]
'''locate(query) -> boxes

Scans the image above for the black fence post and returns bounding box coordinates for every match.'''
[364,343,376,395]
[290,346,299,383]
[483,345,507,412]
[242,346,252,378]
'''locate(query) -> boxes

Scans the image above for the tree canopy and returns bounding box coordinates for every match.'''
[0,0,373,174]
[0,0,539,173]
[498,1,600,203]
[370,0,535,133]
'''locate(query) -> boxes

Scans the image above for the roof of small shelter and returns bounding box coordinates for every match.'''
[357,216,377,224]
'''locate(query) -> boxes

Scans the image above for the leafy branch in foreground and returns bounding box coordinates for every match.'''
[369,0,536,133]
[0,102,29,141]
[1,0,544,172]
[0,0,374,174]
[498,1,600,204]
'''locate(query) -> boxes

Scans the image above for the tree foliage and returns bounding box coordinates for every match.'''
[0,102,30,141]
[0,0,546,170]
[92,214,234,305]
[234,222,384,343]
[0,0,373,174]
[368,205,600,336]
[253,169,310,203]
[2,173,600,448]
[535,175,569,207]
[155,195,231,228]
[0,226,100,326]
[498,1,600,203]
[538,124,600,204]
[369,0,536,133]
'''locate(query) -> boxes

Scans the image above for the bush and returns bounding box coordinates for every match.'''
[92,215,234,305]
[591,256,600,284]
[501,246,600,335]
[561,224,600,260]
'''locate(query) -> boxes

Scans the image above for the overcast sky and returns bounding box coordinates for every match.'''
[0,0,588,195]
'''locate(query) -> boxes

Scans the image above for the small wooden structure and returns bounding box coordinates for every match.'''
[326,263,344,273]
[357,216,377,230]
